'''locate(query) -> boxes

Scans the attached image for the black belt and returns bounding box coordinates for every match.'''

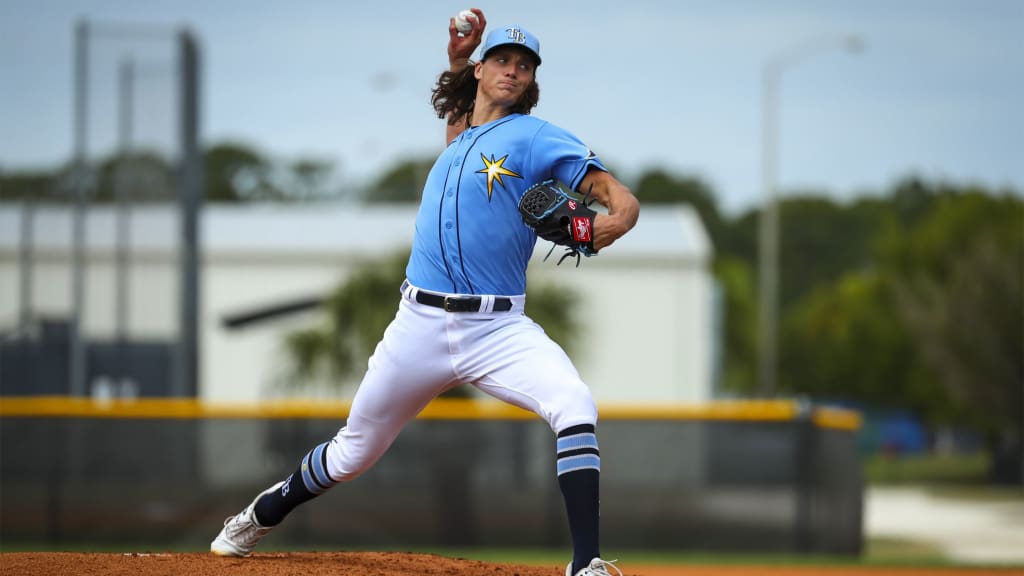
[407,284,513,313]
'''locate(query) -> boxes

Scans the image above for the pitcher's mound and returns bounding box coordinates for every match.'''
[1,551,562,575]
[3,551,1019,576]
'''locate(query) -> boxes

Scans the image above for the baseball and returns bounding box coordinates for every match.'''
[454,9,478,34]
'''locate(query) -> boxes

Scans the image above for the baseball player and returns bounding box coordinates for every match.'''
[211,9,639,576]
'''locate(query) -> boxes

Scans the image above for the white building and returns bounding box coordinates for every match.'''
[0,202,717,404]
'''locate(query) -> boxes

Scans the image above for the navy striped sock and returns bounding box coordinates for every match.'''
[556,424,601,574]
[253,440,339,526]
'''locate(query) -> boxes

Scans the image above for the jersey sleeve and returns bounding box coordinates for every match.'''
[532,122,607,191]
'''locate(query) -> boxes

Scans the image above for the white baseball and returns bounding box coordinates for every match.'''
[454,9,478,34]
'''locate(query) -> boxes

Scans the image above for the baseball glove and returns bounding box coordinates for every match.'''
[518,179,598,266]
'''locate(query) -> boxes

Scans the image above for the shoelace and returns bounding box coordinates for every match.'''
[586,558,623,576]
[222,511,271,548]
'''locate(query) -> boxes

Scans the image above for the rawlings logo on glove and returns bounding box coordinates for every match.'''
[518,179,598,266]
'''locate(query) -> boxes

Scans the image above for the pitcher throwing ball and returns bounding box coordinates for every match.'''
[211,8,639,576]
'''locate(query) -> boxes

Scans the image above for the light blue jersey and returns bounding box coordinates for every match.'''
[406,113,606,295]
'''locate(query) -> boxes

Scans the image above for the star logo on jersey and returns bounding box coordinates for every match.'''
[476,153,523,200]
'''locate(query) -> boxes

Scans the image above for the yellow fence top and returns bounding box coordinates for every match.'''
[0,396,861,431]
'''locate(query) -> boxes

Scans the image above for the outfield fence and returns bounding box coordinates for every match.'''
[0,397,862,555]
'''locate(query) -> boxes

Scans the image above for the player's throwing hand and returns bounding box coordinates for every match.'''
[448,7,486,67]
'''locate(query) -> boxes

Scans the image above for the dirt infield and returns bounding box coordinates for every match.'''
[1,552,1021,576]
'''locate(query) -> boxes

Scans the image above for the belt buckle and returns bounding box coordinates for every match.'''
[443,296,457,312]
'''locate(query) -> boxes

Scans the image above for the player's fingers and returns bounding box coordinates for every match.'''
[472,8,487,31]
[471,11,487,40]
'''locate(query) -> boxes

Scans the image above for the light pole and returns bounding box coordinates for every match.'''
[758,35,862,396]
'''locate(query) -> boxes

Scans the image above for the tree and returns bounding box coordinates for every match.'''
[290,159,336,202]
[713,257,758,394]
[2,151,174,203]
[745,183,1024,479]
[205,142,344,203]
[889,176,941,226]
[632,169,726,249]
[94,151,174,203]
[362,157,436,203]
[880,191,1024,482]
[778,271,947,418]
[0,167,59,200]
[714,194,896,396]
[775,195,893,310]
[285,253,410,384]
[204,142,275,202]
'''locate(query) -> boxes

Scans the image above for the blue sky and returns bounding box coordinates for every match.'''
[1,0,1021,214]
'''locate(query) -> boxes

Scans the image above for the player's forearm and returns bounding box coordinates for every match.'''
[600,187,639,241]
[582,171,639,234]
[588,176,639,250]
[600,175,638,221]
[449,58,474,73]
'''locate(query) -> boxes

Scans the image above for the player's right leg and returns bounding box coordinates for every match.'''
[211,297,456,556]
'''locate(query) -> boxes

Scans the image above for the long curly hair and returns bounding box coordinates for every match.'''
[431,63,540,127]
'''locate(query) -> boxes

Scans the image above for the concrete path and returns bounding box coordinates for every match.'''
[865,487,1024,565]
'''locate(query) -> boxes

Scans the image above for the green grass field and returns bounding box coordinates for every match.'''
[864,452,991,485]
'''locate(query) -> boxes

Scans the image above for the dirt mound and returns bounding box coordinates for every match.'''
[2,551,1020,575]
[0,551,561,576]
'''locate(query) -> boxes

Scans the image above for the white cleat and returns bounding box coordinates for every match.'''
[566,557,624,576]
[210,481,284,557]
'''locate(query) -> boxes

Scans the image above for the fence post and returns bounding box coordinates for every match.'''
[794,397,815,552]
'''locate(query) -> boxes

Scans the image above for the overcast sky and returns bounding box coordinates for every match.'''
[2,0,1021,214]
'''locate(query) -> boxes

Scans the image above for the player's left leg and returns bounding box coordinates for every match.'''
[555,422,602,574]
[460,313,612,575]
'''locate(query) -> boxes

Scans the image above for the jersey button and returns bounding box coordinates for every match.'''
[446,191,454,198]
[445,222,453,229]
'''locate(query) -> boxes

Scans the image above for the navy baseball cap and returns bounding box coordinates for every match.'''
[480,25,541,66]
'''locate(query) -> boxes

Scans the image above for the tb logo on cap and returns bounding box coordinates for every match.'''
[505,26,526,44]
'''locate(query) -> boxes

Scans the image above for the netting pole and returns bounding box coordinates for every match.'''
[70,19,89,397]
[175,28,201,397]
